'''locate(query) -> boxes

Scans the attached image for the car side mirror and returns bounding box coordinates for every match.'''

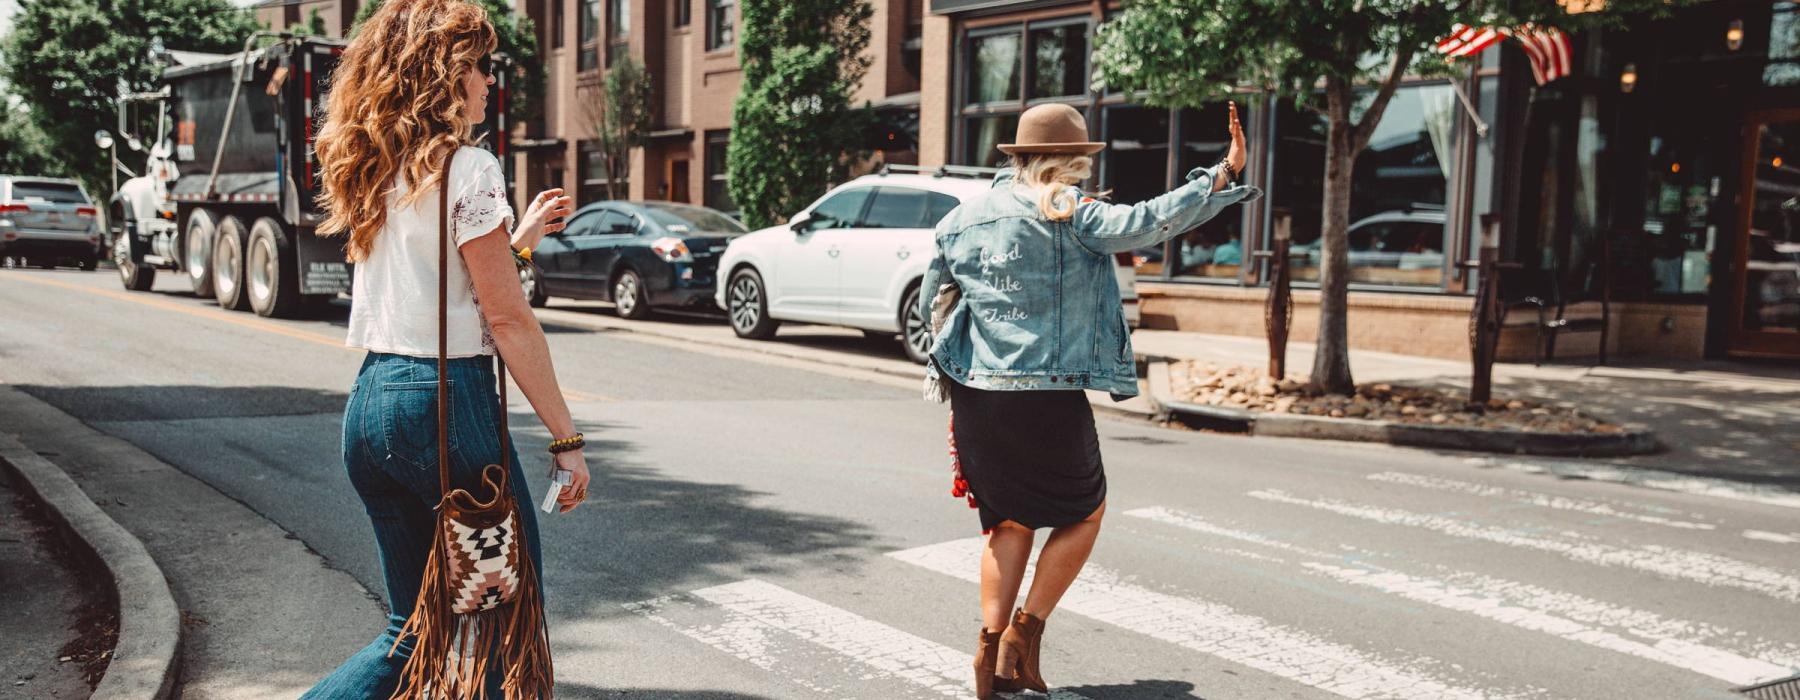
[789,213,815,234]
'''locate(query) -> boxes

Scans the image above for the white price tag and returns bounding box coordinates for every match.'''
[540,469,573,514]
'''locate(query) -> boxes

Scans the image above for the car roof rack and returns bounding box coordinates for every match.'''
[877,163,1003,179]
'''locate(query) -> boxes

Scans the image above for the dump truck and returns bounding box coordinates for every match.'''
[108,34,511,317]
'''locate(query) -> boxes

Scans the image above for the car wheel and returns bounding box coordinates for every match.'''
[185,208,218,298]
[612,267,652,320]
[727,267,780,340]
[900,284,930,364]
[520,262,548,308]
[212,215,251,311]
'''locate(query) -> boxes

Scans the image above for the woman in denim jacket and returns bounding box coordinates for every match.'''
[921,102,1259,698]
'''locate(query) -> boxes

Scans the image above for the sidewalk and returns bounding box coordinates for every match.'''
[1132,329,1800,485]
[0,385,382,699]
[0,472,106,700]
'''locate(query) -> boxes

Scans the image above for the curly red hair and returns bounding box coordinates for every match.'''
[313,0,497,261]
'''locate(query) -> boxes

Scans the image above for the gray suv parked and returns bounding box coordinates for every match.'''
[0,176,100,270]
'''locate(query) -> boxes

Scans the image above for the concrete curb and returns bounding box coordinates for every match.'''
[0,434,180,700]
[1145,360,1660,457]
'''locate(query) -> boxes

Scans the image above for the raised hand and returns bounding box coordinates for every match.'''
[513,188,575,251]
[1226,101,1247,177]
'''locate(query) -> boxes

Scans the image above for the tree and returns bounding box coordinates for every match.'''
[289,8,331,37]
[0,0,260,200]
[727,0,874,229]
[1093,0,1679,395]
[0,98,63,177]
[579,57,653,201]
[353,0,545,125]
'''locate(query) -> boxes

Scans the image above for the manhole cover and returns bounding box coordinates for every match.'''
[1740,674,1800,699]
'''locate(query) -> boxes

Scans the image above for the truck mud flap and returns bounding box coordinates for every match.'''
[296,227,350,295]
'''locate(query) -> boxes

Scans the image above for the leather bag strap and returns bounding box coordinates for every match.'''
[437,149,512,496]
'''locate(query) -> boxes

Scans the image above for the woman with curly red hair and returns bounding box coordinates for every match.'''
[302,0,579,696]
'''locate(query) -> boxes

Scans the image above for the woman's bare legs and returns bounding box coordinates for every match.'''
[980,521,1035,632]
[1021,500,1106,619]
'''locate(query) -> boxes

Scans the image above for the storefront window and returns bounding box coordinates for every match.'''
[967,31,1022,105]
[1171,104,1245,280]
[964,114,1021,168]
[1742,121,1800,334]
[1270,84,1454,288]
[1030,24,1086,99]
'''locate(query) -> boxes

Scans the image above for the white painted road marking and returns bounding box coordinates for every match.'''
[1128,506,1800,685]
[1248,489,1800,604]
[1744,530,1800,545]
[889,537,1532,700]
[1366,471,1718,530]
[625,579,1091,699]
[1473,458,1800,511]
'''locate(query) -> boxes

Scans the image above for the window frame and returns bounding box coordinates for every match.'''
[954,17,1093,169]
[705,0,735,52]
[606,0,629,68]
[673,0,691,28]
[578,0,600,72]
[703,130,736,213]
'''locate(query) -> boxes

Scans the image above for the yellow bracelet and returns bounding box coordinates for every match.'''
[547,433,585,454]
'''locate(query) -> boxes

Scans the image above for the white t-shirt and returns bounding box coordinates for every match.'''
[346,146,515,358]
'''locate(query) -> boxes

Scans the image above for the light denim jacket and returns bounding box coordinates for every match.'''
[921,164,1262,399]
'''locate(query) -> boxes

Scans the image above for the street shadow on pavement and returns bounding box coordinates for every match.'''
[551,684,778,699]
[1061,679,1207,699]
[1414,373,1800,488]
[504,418,887,616]
[16,384,350,422]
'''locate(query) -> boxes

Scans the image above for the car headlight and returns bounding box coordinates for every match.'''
[651,236,693,263]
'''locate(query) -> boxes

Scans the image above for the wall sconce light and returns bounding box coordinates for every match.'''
[1727,20,1745,51]
[1620,63,1638,93]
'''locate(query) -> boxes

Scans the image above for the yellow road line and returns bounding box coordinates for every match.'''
[5,273,614,403]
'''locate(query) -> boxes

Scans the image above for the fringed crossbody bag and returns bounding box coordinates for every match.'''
[388,151,554,699]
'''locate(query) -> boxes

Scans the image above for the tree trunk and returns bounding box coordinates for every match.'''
[1310,78,1358,396]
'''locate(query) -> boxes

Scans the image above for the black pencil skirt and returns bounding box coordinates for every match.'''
[948,378,1107,532]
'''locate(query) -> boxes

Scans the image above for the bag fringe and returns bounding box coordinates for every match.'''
[388,507,555,699]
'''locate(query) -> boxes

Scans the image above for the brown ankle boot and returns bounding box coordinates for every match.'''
[997,609,1048,692]
[974,628,1003,699]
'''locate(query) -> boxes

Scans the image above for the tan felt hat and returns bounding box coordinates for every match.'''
[997,103,1105,155]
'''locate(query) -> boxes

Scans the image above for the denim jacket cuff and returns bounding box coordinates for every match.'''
[1184,165,1264,203]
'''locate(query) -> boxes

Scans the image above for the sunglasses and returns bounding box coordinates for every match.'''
[477,56,495,77]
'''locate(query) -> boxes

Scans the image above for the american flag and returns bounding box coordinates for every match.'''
[1436,23,1506,59]
[1511,25,1575,86]
[1436,23,1574,86]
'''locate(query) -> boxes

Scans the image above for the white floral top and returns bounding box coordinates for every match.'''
[346,146,515,358]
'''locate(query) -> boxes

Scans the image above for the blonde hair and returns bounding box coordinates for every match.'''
[313,0,497,261]
[1011,154,1094,222]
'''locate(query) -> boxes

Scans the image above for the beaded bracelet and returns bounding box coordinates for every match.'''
[547,433,585,454]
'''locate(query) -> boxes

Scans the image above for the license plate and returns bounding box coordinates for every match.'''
[46,212,63,223]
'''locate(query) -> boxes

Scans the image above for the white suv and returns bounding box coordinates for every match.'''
[715,166,1140,363]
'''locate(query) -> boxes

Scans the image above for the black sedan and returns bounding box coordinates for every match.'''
[521,201,747,319]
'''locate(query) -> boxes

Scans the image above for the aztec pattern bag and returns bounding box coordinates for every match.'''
[387,149,553,699]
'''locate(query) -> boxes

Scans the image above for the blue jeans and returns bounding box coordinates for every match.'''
[304,353,543,699]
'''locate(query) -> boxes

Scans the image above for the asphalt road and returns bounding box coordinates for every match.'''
[3,266,1799,699]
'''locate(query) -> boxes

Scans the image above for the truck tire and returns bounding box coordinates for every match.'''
[110,201,156,290]
[212,215,252,311]
[246,217,303,318]
[185,208,218,298]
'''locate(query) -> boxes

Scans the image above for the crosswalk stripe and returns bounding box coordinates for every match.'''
[1744,530,1800,545]
[1129,506,1800,685]
[1473,457,1800,510]
[1248,489,1800,603]
[1366,471,1718,530]
[889,537,1530,700]
[625,579,1091,699]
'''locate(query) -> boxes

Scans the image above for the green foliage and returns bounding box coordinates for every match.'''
[583,57,653,201]
[353,0,544,125]
[726,0,875,228]
[0,0,261,199]
[0,100,63,177]
[290,8,331,37]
